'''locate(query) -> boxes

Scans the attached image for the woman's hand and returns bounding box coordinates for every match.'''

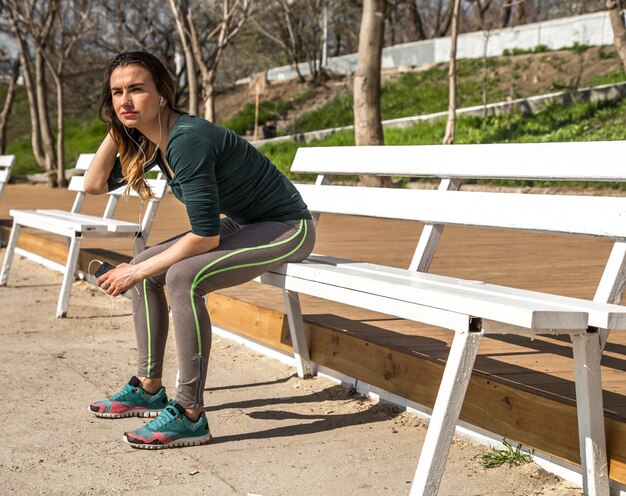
[97,263,139,297]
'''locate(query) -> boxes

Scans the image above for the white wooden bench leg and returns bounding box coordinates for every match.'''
[0,222,21,286]
[283,289,315,378]
[56,234,82,318]
[410,326,483,496]
[571,332,610,496]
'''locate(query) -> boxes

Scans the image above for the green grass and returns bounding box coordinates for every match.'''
[219,89,314,135]
[479,439,534,469]
[260,95,626,188]
[285,60,511,135]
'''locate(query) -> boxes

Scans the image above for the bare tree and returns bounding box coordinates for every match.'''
[253,0,328,82]
[190,0,250,122]
[607,0,626,73]
[168,0,199,114]
[2,0,59,186]
[354,0,391,187]
[442,0,461,145]
[0,58,20,155]
[40,0,94,187]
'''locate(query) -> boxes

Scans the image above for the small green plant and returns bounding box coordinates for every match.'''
[479,439,534,469]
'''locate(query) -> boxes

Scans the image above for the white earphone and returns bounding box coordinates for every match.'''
[159,96,164,107]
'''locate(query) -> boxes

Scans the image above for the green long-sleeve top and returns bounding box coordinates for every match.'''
[107,113,311,236]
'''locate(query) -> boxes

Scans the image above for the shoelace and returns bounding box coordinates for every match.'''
[146,406,180,430]
[109,383,134,401]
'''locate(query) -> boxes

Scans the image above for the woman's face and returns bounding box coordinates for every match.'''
[109,64,162,130]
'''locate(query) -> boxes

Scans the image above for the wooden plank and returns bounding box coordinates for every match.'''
[298,185,626,239]
[291,141,626,181]
[275,262,589,329]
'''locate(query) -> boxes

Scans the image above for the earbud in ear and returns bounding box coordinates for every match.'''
[159,96,164,107]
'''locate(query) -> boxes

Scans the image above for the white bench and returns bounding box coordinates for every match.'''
[257,141,626,496]
[0,153,167,317]
[0,154,14,202]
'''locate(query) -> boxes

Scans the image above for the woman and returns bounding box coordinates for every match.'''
[84,51,315,449]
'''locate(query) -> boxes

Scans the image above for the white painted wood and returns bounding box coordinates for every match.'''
[74,154,95,170]
[297,185,626,239]
[410,328,484,496]
[260,271,472,332]
[2,153,166,317]
[56,234,82,318]
[593,241,626,349]
[291,141,626,181]
[0,222,20,286]
[273,261,589,330]
[294,256,626,329]
[571,333,610,496]
[283,290,315,378]
[0,155,14,208]
[409,178,461,272]
[69,176,167,199]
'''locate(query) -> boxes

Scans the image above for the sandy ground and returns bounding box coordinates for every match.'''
[0,250,584,496]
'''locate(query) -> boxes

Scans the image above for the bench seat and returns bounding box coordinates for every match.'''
[255,142,626,496]
[263,255,626,331]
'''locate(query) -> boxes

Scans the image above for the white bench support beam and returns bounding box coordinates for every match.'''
[571,331,610,496]
[283,289,314,378]
[594,241,626,350]
[57,234,82,318]
[410,322,484,496]
[0,222,21,286]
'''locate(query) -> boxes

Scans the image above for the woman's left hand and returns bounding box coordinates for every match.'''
[97,263,139,297]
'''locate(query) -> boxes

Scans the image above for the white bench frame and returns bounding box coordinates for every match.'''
[0,154,15,248]
[256,141,626,496]
[0,154,14,202]
[0,154,167,318]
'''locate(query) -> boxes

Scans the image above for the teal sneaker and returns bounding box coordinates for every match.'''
[88,376,168,419]
[122,400,212,449]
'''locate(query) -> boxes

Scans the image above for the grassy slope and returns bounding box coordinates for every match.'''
[260,97,626,188]
[2,45,626,179]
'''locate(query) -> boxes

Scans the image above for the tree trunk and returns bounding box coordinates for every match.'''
[0,59,20,154]
[442,0,461,145]
[35,48,58,187]
[10,19,46,167]
[406,0,426,41]
[168,0,199,115]
[202,71,216,122]
[354,0,390,187]
[607,0,626,73]
[55,73,67,187]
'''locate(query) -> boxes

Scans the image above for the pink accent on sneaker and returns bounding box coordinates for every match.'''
[126,431,173,445]
[108,402,146,414]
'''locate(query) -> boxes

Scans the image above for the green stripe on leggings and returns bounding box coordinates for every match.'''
[189,219,307,356]
[143,279,153,377]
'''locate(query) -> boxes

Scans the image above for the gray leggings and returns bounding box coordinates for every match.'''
[131,218,316,408]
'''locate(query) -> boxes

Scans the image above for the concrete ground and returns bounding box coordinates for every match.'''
[0,251,582,496]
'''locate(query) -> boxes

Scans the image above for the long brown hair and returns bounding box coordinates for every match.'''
[100,52,176,200]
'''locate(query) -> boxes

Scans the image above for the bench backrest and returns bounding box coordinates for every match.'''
[291,142,626,308]
[68,153,168,239]
[0,155,15,200]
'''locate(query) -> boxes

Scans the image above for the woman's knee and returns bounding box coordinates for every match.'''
[165,263,197,294]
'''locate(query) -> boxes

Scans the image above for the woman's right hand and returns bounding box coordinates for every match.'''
[84,133,118,195]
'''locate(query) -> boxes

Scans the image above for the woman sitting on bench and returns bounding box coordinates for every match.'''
[84,51,315,449]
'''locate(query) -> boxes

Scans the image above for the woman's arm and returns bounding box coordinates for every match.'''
[84,133,118,195]
[97,232,220,296]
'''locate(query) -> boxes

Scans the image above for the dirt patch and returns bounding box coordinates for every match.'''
[214,45,624,134]
[0,251,585,495]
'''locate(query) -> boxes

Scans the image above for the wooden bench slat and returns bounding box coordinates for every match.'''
[297,185,626,238]
[271,261,588,330]
[283,255,626,329]
[68,176,168,198]
[36,209,141,232]
[291,141,626,181]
